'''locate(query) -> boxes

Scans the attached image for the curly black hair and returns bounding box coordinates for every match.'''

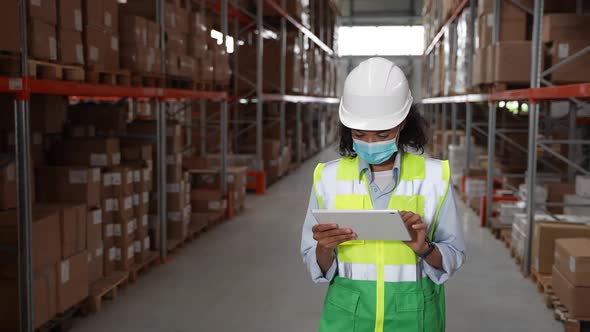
[338,104,429,157]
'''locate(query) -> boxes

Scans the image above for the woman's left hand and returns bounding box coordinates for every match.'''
[399,211,429,255]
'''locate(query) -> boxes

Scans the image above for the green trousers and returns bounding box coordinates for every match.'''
[319,276,445,332]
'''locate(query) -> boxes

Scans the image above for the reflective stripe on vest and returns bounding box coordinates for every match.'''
[313,153,450,332]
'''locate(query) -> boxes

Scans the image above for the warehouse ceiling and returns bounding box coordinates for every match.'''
[338,0,423,26]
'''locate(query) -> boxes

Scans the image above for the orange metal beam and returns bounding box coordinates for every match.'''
[423,0,468,55]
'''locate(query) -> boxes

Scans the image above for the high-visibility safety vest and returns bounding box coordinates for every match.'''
[313,153,450,332]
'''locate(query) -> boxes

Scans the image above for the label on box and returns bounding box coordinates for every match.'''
[103,173,113,186]
[90,46,99,62]
[143,169,151,181]
[8,78,22,91]
[105,12,112,28]
[209,201,221,210]
[133,194,140,206]
[142,215,148,227]
[93,210,102,225]
[76,44,84,64]
[134,170,141,183]
[105,224,114,238]
[168,212,182,222]
[167,154,181,165]
[570,256,576,272]
[143,192,149,204]
[128,245,135,258]
[144,237,150,250]
[105,199,113,212]
[111,36,119,51]
[228,174,235,183]
[115,248,121,261]
[167,183,181,193]
[124,196,133,210]
[201,174,215,184]
[112,172,122,185]
[486,14,493,27]
[134,241,141,253]
[74,9,82,31]
[69,170,88,184]
[91,153,108,166]
[96,247,103,258]
[113,153,121,165]
[558,43,569,59]
[61,260,70,283]
[128,220,135,235]
[30,0,41,6]
[92,169,101,182]
[127,172,134,184]
[87,252,92,262]
[112,198,119,211]
[113,224,122,237]
[109,247,116,261]
[49,37,57,61]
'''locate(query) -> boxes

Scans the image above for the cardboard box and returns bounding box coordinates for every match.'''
[548,41,590,84]
[87,208,103,254]
[69,104,127,133]
[127,121,183,153]
[491,41,532,84]
[82,0,102,28]
[167,181,186,213]
[532,222,590,274]
[58,0,83,31]
[564,194,590,216]
[133,236,150,264]
[544,182,576,214]
[29,0,58,25]
[147,20,160,49]
[102,198,116,224]
[120,15,148,47]
[476,14,527,49]
[543,14,590,42]
[106,166,135,196]
[121,141,153,163]
[113,195,135,221]
[102,221,114,248]
[87,246,103,284]
[136,213,149,237]
[115,243,135,270]
[552,266,590,318]
[555,238,590,287]
[179,54,196,77]
[104,31,119,70]
[576,175,590,198]
[29,19,58,61]
[36,166,101,208]
[0,157,17,210]
[36,204,86,259]
[264,140,281,160]
[190,189,226,213]
[189,12,208,38]
[57,251,88,313]
[183,156,209,170]
[58,28,84,65]
[0,209,61,274]
[103,245,116,276]
[134,191,149,217]
[103,0,118,31]
[84,26,105,68]
[0,0,21,53]
[166,30,187,54]
[114,217,136,247]
[188,35,208,59]
[0,265,58,329]
[55,138,120,167]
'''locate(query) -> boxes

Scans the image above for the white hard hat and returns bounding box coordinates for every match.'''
[339,57,413,131]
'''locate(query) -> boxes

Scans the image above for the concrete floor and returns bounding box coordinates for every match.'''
[73,148,562,332]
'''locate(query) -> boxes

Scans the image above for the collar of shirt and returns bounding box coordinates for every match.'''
[358,152,401,186]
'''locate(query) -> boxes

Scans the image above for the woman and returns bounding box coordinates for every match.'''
[301,57,466,332]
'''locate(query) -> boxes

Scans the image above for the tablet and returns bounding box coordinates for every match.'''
[311,209,411,241]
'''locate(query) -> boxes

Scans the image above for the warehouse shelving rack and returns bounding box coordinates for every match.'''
[421,0,590,275]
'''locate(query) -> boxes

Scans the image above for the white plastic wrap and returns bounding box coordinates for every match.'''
[454,8,472,94]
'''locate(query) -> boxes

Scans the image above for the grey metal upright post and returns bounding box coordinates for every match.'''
[524,0,544,275]
[568,102,577,182]
[451,103,458,146]
[464,105,473,172]
[233,21,240,153]
[200,99,206,156]
[17,0,33,330]
[296,103,302,163]
[157,0,168,259]
[441,104,447,159]
[485,102,497,227]
[220,0,228,194]
[464,0,477,175]
[279,0,287,150]
[485,0,501,227]
[256,0,264,171]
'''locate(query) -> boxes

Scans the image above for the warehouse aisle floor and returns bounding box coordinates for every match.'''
[73,148,562,332]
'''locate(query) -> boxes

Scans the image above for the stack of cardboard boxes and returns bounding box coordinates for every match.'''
[119,14,162,74]
[544,14,590,83]
[58,0,85,66]
[563,175,590,216]
[28,0,58,62]
[552,238,590,318]
[189,12,213,84]
[83,0,120,70]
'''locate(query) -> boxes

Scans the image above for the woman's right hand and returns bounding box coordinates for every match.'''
[312,223,357,252]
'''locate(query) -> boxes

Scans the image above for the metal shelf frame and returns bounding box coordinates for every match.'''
[421,0,590,276]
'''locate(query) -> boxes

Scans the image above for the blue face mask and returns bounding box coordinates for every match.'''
[353,137,399,165]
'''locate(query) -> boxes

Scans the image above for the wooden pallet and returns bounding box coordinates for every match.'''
[530,268,552,294]
[500,229,512,249]
[129,251,160,283]
[29,59,85,82]
[131,71,165,88]
[167,237,187,253]
[551,296,590,332]
[85,270,129,313]
[37,301,85,332]
[86,68,131,86]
